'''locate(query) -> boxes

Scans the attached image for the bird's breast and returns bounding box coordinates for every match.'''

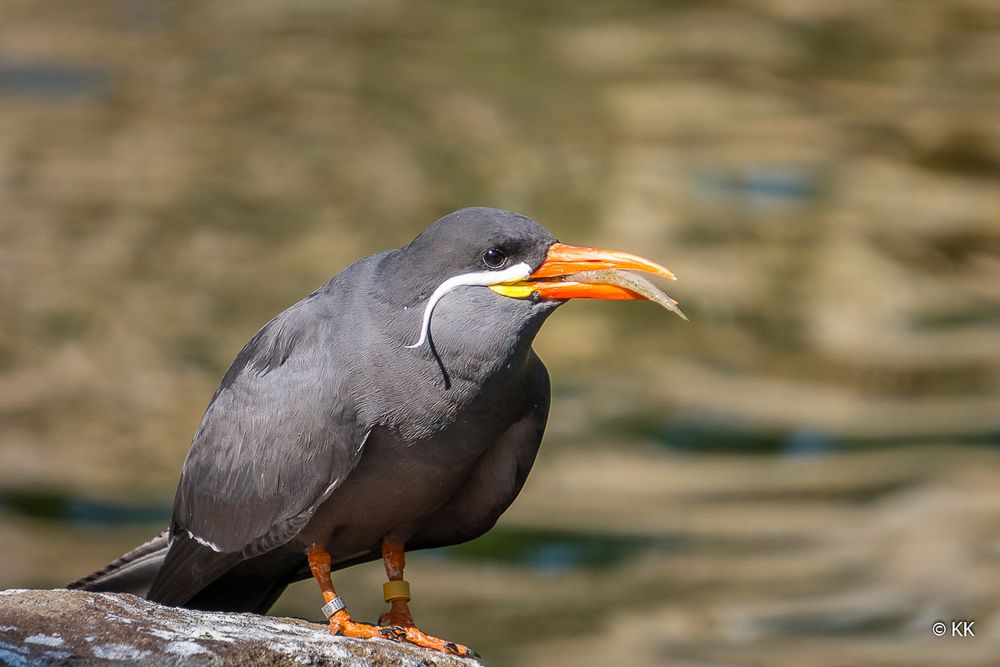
[297,414,510,557]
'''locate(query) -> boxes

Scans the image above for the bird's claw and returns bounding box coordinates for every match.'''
[444,641,480,659]
[378,625,407,642]
[444,641,481,658]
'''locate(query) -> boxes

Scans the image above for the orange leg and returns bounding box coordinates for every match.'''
[307,543,477,657]
[377,539,477,658]
[307,544,404,642]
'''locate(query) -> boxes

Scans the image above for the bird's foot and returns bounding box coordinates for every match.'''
[329,610,478,658]
[375,609,477,657]
[378,609,477,658]
[378,606,414,628]
[327,610,385,640]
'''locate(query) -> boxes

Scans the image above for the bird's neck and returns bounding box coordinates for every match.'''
[340,255,556,441]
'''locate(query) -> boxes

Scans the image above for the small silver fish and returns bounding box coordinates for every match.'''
[565,269,687,320]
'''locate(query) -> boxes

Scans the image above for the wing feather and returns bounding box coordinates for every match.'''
[149,294,366,604]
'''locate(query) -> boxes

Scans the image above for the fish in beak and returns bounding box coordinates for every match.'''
[489,242,686,319]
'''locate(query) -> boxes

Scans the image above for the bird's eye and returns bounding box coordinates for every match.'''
[482,247,507,269]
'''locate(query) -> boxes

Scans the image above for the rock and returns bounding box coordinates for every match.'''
[0,589,483,666]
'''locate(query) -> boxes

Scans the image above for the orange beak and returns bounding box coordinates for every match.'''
[490,242,677,301]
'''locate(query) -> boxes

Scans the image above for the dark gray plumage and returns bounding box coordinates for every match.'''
[72,207,560,612]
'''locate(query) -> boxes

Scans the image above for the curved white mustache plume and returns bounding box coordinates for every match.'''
[405,262,532,349]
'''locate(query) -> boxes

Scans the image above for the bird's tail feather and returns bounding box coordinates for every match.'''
[67,529,169,598]
[69,530,298,614]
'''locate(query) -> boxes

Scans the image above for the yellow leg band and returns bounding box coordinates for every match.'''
[383,579,411,602]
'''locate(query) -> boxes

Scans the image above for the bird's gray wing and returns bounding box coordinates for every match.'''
[408,353,550,551]
[148,295,368,605]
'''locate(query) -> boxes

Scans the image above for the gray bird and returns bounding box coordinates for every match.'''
[70,207,682,656]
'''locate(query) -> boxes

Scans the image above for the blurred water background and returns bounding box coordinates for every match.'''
[2,1,999,665]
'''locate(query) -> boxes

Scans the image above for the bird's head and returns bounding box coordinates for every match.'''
[393,207,684,350]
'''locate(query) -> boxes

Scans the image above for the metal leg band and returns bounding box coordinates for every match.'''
[321,596,346,619]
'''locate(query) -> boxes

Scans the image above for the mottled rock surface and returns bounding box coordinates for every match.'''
[0,589,482,666]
